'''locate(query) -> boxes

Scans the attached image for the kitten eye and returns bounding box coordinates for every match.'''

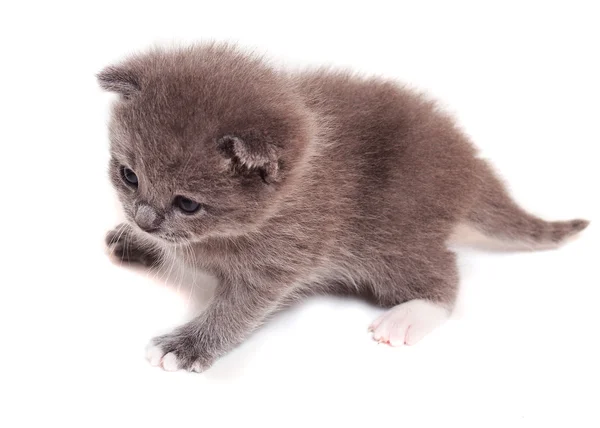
[175,196,201,214]
[121,167,138,187]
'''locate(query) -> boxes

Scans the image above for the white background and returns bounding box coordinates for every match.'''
[1,1,598,427]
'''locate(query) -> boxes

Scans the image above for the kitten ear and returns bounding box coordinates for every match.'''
[217,135,279,183]
[96,65,141,98]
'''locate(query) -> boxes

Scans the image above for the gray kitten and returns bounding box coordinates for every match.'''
[99,44,589,372]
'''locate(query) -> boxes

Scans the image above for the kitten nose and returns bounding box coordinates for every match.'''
[134,204,162,232]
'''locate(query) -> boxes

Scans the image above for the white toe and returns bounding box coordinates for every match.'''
[190,361,203,373]
[161,352,180,372]
[145,344,165,366]
[370,299,449,346]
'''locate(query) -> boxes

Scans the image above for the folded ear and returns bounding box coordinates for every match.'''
[217,134,279,183]
[96,64,141,99]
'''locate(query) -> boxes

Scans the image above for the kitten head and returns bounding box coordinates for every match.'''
[98,44,312,244]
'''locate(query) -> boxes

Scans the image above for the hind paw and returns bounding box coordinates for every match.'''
[369,299,449,346]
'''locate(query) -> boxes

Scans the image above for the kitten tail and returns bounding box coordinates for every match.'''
[451,160,590,251]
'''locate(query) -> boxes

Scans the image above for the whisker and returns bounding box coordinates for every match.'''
[152,245,168,282]
[184,240,196,308]
[108,223,128,260]
[173,244,186,295]
[162,245,178,285]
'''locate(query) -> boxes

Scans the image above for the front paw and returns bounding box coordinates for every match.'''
[146,330,214,372]
[106,224,159,266]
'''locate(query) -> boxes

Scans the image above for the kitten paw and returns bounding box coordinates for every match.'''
[106,224,159,266]
[369,299,449,346]
[146,332,213,372]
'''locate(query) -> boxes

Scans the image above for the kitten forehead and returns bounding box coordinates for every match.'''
[109,108,219,166]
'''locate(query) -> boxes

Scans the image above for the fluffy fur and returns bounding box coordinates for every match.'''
[99,44,589,372]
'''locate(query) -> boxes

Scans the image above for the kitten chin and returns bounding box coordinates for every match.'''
[99,43,589,372]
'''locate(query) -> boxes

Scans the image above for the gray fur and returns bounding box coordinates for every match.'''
[99,43,589,371]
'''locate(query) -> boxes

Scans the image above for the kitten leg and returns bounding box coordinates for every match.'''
[369,247,458,346]
[146,280,287,372]
[105,223,160,267]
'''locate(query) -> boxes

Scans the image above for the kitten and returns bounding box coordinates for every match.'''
[99,44,589,372]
